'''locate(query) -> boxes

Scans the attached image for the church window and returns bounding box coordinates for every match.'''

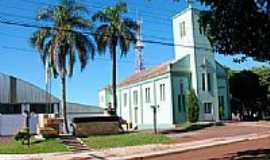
[178,81,186,112]
[145,87,151,103]
[123,93,127,107]
[100,95,104,103]
[180,21,186,38]
[204,103,212,114]
[202,73,211,91]
[133,90,138,106]
[202,73,205,91]
[160,84,166,101]
[208,74,211,91]
[180,81,184,94]
[178,94,186,112]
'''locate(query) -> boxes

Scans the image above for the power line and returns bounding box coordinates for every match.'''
[19,0,173,23]
[83,0,180,15]
[0,14,205,46]
[0,12,209,47]
[22,0,175,20]
[0,1,172,26]
[0,45,160,66]
[0,17,214,51]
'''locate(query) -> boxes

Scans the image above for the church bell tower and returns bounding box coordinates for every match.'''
[172,0,220,122]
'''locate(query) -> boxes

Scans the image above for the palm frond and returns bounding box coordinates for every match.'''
[114,2,128,14]
[69,16,92,29]
[73,31,92,70]
[37,7,54,21]
[123,18,139,31]
[70,3,89,15]
[119,29,136,56]
[30,28,51,57]
[92,11,111,22]
[94,24,110,54]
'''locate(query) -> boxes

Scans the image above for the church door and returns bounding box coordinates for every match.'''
[203,103,214,121]
[134,107,138,125]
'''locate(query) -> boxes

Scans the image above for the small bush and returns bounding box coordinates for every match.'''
[187,89,199,123]
[14,128,31,145]
[219,106,225,120]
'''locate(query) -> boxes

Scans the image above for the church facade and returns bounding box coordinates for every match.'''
[99,6,231,129]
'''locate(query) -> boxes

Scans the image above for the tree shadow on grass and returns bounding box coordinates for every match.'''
[209,149,270,160]
[31,140,44,144]
[160,123,216,134]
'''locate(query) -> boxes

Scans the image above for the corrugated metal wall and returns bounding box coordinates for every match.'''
[0,73,60,104]
[0,73,10,103]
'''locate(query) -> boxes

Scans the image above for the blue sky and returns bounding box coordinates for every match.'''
[0,0,269,106]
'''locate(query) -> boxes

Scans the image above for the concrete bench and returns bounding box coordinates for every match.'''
[72,116,125,137]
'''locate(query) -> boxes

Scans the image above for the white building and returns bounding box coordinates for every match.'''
[99,4,231,129]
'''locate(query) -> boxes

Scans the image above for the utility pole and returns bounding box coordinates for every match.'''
[24,110,31,146]
[151,105,159,134]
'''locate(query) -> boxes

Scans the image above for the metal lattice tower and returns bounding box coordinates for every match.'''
[135,19,145,73]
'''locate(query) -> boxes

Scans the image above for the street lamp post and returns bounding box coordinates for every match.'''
[151,105,159,134]
[24,110,31,146]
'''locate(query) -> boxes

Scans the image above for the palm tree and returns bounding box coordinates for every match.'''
[92,2,138,115]
[31,0,95,133]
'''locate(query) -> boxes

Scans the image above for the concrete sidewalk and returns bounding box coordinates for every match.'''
[96,132,270,160]
[1,131,270,160]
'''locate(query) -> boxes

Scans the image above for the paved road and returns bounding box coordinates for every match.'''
[146,137,270,160]
[166,122,270,144]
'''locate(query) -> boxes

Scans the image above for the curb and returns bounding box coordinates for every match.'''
[107,133,270,160]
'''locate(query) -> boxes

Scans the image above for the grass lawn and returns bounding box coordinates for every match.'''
[0,138,69,154]
[83,132,171,149]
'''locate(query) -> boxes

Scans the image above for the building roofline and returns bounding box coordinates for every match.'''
[100,56,192,90]
[172,7,201,19]
[0,72,60,102]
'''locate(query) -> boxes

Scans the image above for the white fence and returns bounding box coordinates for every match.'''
[0,114,41,136]
[0,114,26,136]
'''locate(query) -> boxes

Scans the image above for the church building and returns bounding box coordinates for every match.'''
[99,3,231,129]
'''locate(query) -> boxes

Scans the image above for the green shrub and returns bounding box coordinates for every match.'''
[219,106,225,120]
[14,128,31,145]
[187,89,199,123]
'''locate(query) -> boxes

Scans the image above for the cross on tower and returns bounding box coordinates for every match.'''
[186,0,193,8]
[202,56,209,92]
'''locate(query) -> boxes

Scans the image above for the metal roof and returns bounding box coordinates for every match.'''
[0,72,59,104]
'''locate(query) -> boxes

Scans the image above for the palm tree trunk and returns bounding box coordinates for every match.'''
[112,44,117,116]
[61,75,69,133]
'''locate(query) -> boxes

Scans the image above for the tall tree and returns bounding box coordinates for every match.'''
[152,0,269,61]
[31,0,95,133]
[92,2,138,114]
[229,70,269,120]
[198,0,270,62]
[251,66,270,89]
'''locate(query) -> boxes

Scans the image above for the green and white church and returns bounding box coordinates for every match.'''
[99,2,231,129]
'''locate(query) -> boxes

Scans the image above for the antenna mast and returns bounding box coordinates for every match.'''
[135,19,145,73]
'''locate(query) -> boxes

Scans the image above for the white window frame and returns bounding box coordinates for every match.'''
[179,21,186,38]
[145,87,151,103]
[160,84,166,101]
[204,103,212,114]
[123,93,127,107]
[100,95,104,103]
[133,90,138,106]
